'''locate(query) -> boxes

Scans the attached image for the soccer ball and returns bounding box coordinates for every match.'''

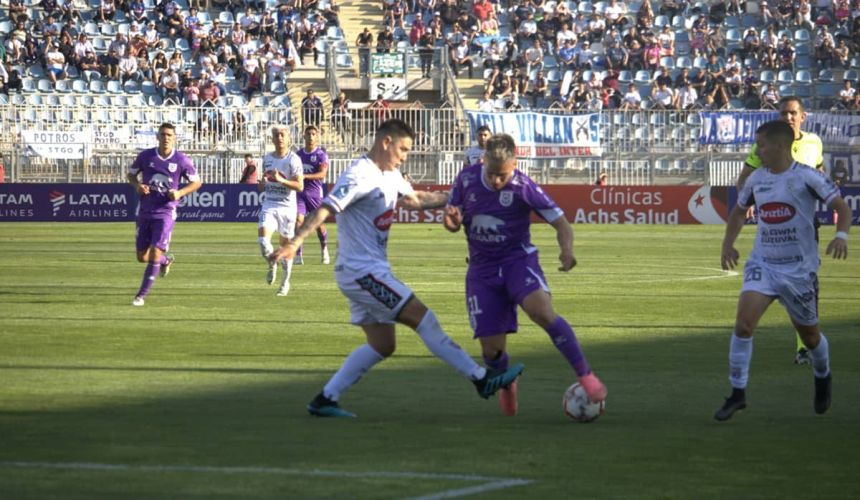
[563,382,605,422]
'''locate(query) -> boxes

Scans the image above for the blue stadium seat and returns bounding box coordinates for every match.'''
[123,80,140,93]
[844,69,859,81]
[47,95,62,106]
[660,56,675,69]
[101,23,116,36]
[794,28,810,43]
[80,95,95,107]
[22,77,36,92]
[676,56,692,69]
[37,79,53,92]
[777,70,793,83]
[795,70,812,85]
[634,69,651,83]
[72,79,88,93]
[83,69,102,82]
[740,14,759,28]
[778,84,794,96]
[29,64,45,78]
[89,80,106,93]
[335,54,353,68]
[693,56,708,69]
[794,85,812,98]
[219,11,234,24]
[654,15,669,27]
[106,80,123,94]
[27,94,43,105]
[113,95,129,106]
[759,70,775,83]
[743,57,759,69]
[141,81,157,95]
[818,69,833,82]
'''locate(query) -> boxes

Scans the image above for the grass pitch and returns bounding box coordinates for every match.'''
[0,222,858,499]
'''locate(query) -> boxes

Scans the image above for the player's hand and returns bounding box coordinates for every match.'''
[558,251,576,272]
[721,246,740,270]
[269,242,297,264]
[136,184,151,195]
[266,170,281,183]
[167,189,180,201]
[745,205,755,221]
[443,206,462,232]
[826,237,848,260]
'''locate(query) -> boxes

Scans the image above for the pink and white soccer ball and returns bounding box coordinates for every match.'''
[563,382,605,422]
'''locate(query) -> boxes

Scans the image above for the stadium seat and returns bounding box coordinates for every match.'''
[47,95,62,106]
[723,16,740,28]
[759,70,775,83]
[776,70,793,83]
[547,68,561,83]
[740,14,758,28]
[21,77,36,92]
[101,23,116,36]
[60,109,75,123]
[634,69,651,83]
[148,95,163,106]
[794,28,810,43]
[743,57,759,69]
[89,80,106,93]
[795,70,812,85]
[660,56,675,69]
[818,69,833,82]
[97,95,111,106]
[37,79,53,92]
[27,94,43,105]
[676,56,692,69]
[71,79,87,93]
[0,20,13,35]
[335,54,353,68]
[845,69,859,81]
[123,81,140,93]
[326,26,344,39]
[219,11,234,24]
[66,66,79,79]
[671,15,685,29]
[106,80,123,94]
[141,81,157,95]
[93,38,107,52]
[654,15,669,27]
[10,94,25,106]
[175,38,190,52]
[693,56,708,69]
[29,64,45,78]
[618,69,633,83]
[778,84,794,96]
[129,95,147,106]
[794,85,812,98]
[113,95,129,106]
[270,80,286,94]
[80,95,95,107]
[851,57,860,69]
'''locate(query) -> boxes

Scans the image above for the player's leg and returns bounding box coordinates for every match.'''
[258,209,277,285]
[795,220,823,365]
[275,208,296,296]
[307,196,330,264]
[714,290,774,421]
[294,196,306,265]
[479,334,518,416]
[782,272,830,414]
[133,218,171,306]
[397,295,524,399]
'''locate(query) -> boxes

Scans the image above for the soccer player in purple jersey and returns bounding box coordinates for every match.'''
[444,133,607,416]
[295,125,331,265]
[127,123,202,307]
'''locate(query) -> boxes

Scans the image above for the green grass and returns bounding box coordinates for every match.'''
[0,222,858,499]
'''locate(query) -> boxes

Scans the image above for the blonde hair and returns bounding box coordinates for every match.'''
[484,134,517,168]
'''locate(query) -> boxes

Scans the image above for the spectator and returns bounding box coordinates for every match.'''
[302,88,324,128]
[331,90,352,138]
[377,25,394,53]
[481,10,500,36]
[478,90,496,112]
[777,37,795,70]
[450,38,475,78]
[241,65,263,100]
[119,47,140,84]
[356,27,374,75]
[742,66,761,102]
[621,83,642,110]
[816,38,835,68]
[523,39,544,73]
[834,39,850,68]
[199,76,220,106]
[576,40,594,70]
[558,38,578,70]
[418,30,435,77]
[44,42,67,85]
[760,82,780,109]
[4,64,23,93]
[604,0,627,29]
[657,25,675,57]
[595,170,608,186]
[240,154,258,183]
[95,0,115,23]
[369,93,391,125]
[650,81,675,109]
[725,66,743,98]
[831,159,849,187]
[836,80,856,109]
[655,66,673,87]
[160,68,182,104]
[675,81,699,110]
[78,49,100,75]
[741,27,761,61]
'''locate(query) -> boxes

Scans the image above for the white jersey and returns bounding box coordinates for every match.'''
[261,151,303,209]
[464,145,485,167]
[324,155,414,272]
[738,162,840,277]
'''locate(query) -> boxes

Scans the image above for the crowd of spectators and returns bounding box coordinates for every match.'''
[1,0,341,105]
[367,0,860,111]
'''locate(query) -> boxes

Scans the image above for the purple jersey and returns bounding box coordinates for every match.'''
[129,148,199,218]
[448,163,564,266]
[297,147,329,201]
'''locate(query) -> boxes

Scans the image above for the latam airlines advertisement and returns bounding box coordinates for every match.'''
[1,184,857,224]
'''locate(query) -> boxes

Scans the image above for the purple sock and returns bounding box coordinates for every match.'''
[136,263,161,298]
[296,244,303,257]
[482,351,509,371]
[158,254,169,265]
[546,316,590,377]
[319,228,328,248]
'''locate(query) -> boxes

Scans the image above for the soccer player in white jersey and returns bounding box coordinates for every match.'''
[463,125,491,168]
[715,120,851,421]
[257,125,304,296]
[270,119,524,418]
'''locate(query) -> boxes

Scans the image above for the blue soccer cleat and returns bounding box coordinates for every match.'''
[474,362,525,399]
[307,392,356,418]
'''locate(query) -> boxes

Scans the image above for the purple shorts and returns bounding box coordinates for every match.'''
[465,252,549,338]
[136,216,175,253]
[297,193,323,216]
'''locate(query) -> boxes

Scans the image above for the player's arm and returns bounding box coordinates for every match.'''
[268,170,304,192]
[443,205,462,232]
[549,214,576,271]
[169,178,202,201]
[825,196,851,259]
[126,170,150,195]
[270,204,333,263]
[303,162,328,181]
[397,190,449,210]
[721,205,747,270]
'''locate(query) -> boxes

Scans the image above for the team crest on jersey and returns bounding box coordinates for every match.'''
[310,154,317,162]
[168,163,177,173]
[499,191,513,207]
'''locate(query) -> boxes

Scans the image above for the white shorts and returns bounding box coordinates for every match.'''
[336,265,414,325]
[741,259,819,326]
[258,205,296,238]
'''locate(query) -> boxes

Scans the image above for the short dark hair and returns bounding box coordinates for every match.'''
[376,119,415,141]
[476,125,491,134]
[158,122,175,133]
[756,120,794,146]
[304,124,319,133]
[778,95,805,111]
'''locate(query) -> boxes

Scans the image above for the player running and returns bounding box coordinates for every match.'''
[295,125,331,265]
[715,120,850,421]
[270,119,524,418]
[444,133,607,416]
[127,122,202,307]
[257,125,304,296]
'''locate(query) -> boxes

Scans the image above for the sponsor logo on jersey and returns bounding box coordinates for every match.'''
[374,209,395,231]
[758,202,796,223]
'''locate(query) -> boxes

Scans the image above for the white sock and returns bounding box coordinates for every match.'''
[258,237,273,259]
[280,257,293,285]
[415,310,486,381]
[729,333,753,389]
[809,334,831,378]
[323,344,385,401]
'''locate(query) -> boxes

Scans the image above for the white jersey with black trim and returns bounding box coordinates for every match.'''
[738,162,840,277]
[261,151,303,209]
[464,145,485,167]
[323,155,414,271]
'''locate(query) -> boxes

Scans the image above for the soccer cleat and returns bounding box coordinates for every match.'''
[276,282,290,297]
[814,373,831,415]
[577,372,608,402]
[159,253,174,277]
[131,296,145,307]
[474,362,525,399]
[322,247,331,264]
[266,264,277,285]
[307,392,356,418]
[294,254,304,265]
[794,348,811,365]
[714,388,747,421]
[498,378,518,416]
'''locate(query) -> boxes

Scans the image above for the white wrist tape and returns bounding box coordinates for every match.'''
[835,231,848,241]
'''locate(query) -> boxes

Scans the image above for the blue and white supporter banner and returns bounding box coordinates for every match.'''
[466,111,601,157]
[698,111,778,145]
[804,113,860,147]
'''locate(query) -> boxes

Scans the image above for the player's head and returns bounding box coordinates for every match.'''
[303,125,319,149]
[483,134,517,191]
[270,125,289,152]
[777,96,807,137]
[373,119,415,171]
[755,120,795,167]
[156,122,176,154]
[476,125,492,149]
